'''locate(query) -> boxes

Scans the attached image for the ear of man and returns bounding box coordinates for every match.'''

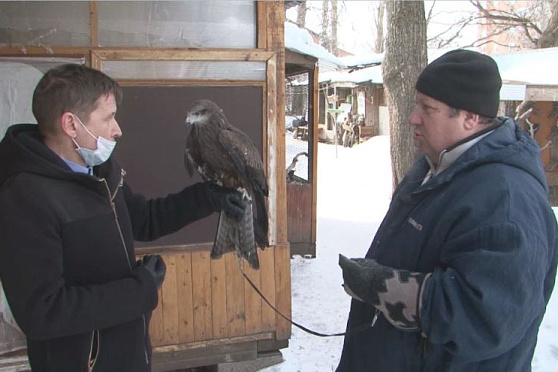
[60,112,79,139]
[463,111,482,131]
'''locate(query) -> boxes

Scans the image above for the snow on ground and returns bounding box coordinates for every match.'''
[262,135,558,371]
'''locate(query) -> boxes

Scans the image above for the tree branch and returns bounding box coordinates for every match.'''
[469,0,542,35]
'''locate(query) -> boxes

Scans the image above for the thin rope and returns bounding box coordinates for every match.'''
[237,257,377,338]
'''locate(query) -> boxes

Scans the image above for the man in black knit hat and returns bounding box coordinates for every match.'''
[337,49,557,371]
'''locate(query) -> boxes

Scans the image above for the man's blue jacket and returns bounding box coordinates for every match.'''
[337,118,558,371]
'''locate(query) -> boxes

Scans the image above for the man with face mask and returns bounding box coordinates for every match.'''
[0,64,246,371]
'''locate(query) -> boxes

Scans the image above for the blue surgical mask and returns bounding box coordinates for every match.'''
[72,115,116,166]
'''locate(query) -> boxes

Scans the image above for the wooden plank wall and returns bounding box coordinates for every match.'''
[527,101,556,169]
[149,249,277,347]
[286,183,313,244]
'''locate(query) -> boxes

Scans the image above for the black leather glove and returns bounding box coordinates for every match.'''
[339,254,431,330]
[142,255,166,289]
[206,183,247,219]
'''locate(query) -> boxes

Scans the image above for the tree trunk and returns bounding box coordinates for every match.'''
[331,0,338,54]
[375,0,385,53]
[320,0,330,51]
[296,2,307,28]
[383,1,427,189]
[537,2,558,48]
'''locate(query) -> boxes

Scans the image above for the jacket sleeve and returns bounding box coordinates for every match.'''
[123,181,216,242]
[420,221,554,361]
[0,176,159,340]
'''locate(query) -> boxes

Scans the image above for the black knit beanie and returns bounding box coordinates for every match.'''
[415,49,502,118]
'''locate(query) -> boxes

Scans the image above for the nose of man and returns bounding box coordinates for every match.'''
[408,108,421,126]
[112,120,123,139]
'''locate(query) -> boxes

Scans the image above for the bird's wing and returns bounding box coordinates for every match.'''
[183,121,195,177]
[185,128,210,180]
[184,147,195,177]
[217,127,268,195]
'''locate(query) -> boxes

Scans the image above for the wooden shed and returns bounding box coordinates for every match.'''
[318,61,387,143]
[0,1,291,370]
[492,48,558,205]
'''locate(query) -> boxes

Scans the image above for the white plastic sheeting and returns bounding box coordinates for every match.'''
[0,59,83,355]
[0,1,90,49]
[0,280,25,356]
[0,58,83,139]
[102,60,266,81]
[0,62,42,139]
[0,61,44,355]
[97,1,256,48]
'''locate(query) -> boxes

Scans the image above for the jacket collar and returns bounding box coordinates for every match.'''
[422,120,504,185]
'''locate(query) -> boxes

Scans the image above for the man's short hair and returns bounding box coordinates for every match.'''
[32,64,122,136]
[448,107,495,125]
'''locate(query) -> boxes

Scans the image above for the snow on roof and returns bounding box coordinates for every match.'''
[319,47,558,89]
[490,47,558,86]
[340,53,383,69]
[319,64,382,85]
[284,22,346,70]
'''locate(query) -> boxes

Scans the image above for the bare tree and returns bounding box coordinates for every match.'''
[536,2,558,48]
[383,1,428,188]
[318,0,340,54]
[374,0,386,53]
[296,1,307,28]
[428,0,558,50]
[331,0,338,54]
[320,0,331,51]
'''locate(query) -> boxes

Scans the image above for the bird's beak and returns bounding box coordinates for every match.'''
[185,116,192,127]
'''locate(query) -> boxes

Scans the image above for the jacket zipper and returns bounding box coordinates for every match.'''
[87,330,100,371]
[100,171,131,270]
[99,169,150,365]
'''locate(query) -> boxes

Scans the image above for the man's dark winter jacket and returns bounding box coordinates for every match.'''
[0,124,216,371]
[337,118,558,371]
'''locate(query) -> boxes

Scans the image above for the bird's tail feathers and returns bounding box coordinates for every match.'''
[253,190,269,248]
[211,206,260,270]
[239,203,259,269]
[212,211,236,259]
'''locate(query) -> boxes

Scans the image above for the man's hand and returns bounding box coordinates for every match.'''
[142,255,166,289]
[206,183,247,219]
[338,254,430,330]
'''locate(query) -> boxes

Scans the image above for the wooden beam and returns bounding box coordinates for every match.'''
[311,66,319,245]
[285,50,318,71]
[0,47,89,56]
[266,55,278,247]
[90,50,102,70]
[152,339,256,372]
[526,85,558,101]
[116,80,265,87]
[257,2,268,49]
[265,0,291,342]
[90,1,98,47]
[91,48,275,62]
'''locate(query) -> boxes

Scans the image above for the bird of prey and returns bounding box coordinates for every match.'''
[184,99,268,269]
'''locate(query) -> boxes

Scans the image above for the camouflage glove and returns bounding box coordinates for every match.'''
[339,254,431,330]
